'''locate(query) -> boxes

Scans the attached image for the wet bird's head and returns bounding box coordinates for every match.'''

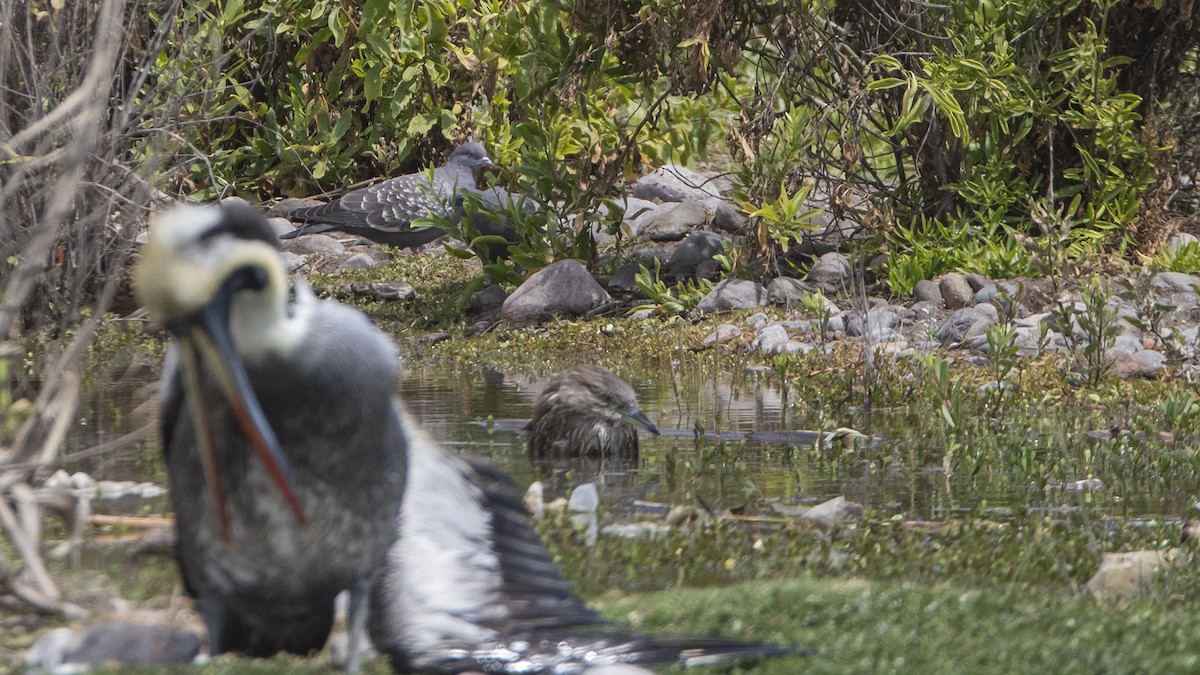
[539,365,660,435]
[135,202,306,536]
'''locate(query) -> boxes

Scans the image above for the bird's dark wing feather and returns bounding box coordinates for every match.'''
[371,409,798,674]
[278,222,338,239]
[457,458,599,628]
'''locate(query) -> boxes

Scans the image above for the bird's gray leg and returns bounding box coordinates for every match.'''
[198,598,224,656]
[344,578,371,673]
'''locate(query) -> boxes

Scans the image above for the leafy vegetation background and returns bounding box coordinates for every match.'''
[0,0,1197,437]
[4,0,1200,328]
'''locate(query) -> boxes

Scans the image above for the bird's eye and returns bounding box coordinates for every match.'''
[601,393,614,405]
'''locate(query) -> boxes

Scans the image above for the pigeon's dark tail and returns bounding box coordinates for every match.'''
[278,223,336,240]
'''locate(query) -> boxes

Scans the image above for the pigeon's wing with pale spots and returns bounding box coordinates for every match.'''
[290,174,451,232]
[351,175,454,231]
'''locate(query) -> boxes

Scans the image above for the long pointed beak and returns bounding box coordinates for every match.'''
[179,280,306,538]
[623,405,661,436]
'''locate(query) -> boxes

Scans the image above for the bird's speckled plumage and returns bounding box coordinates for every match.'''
[283,142,493,248]
[139,203,407,662]
[528,365,659,463]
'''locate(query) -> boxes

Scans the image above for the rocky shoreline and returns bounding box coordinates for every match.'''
[228,164,1200,385]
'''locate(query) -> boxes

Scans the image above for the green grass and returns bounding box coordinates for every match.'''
[55,575,1200,674]
[604,576,1200,674]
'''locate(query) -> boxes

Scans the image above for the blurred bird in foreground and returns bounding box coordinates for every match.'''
[529,365,660,464]
[138,202,793,673]
[136,201,406,671]
[282,142,494,249]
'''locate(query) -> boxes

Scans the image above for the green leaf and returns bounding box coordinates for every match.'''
[364,64,383,103]
[866,77,906,91]
[329,6,346,46]
[329,112,352,143]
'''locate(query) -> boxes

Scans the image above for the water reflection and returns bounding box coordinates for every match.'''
[61,348,1195,524]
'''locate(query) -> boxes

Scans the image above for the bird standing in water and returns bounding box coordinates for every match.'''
[136,202,407,671]
[529,365,660,463]
[283,142,494,248]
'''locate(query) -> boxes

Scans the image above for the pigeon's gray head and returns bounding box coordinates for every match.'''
[448,142,494,174]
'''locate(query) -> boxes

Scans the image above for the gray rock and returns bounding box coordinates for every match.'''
[1153,272,1200,293]
[337,252,378,272]
[745,312,769,330]
[973,302,1000,323]
[797,218,863,256]
[608,262,645,294]
[1111,333,1143,354]
[696,279,768,314]
[694,259,722,280]
[667,231,727,276]
[792,186,867,255]
[712,202,749,233]
[599,196,659,225]
[975,281,1020,306]
[265,216,295,237]
[281,233,345,257]
[1131,349,1166,373]
[767,277,819,306]
[805,252,853,290]
[845,307,900,338]
[910,300,942,320]
[502,260,612,320]
[623,200,665,236]
[914,279,943,305]
[700,171,735,199]
[627,308,656,321]
[628,245,674,268]
[937,307,996,343]
[777,340,814,355]
[642,200,708,241]
[751,325,790,353]
[266,197,323,219]
[1086,549,1185,599]
[26,622,201,670]
[1165,232,1199,253]
[350,281,415,302]
[418,332,451,345]
[468,284,507,314]
[279,251,307,273]
[1105,351,1161,379]
[939,273,974,309]
[632,166,725,203]
[703,324,744,346]
[964,273,990,292]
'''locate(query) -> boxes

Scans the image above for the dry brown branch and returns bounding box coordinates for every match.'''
[0,486,59,606]
[87,514,174,529]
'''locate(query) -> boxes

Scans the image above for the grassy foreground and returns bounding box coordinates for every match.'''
[69,575,1199,674]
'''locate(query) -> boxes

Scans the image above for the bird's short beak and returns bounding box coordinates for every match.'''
[173,268,306,539]
[623,405,661,436]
